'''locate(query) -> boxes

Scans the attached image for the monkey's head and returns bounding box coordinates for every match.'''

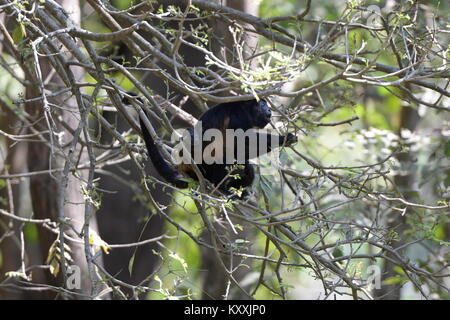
[249,99,272,128]
[200,98,273,132]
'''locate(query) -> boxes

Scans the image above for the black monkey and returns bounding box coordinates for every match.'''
[124,93,297,197]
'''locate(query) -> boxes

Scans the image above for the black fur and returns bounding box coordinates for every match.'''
[124,93,297,197]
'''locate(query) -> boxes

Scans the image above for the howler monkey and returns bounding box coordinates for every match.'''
[124,93,297,198]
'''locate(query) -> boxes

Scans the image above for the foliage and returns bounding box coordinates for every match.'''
[0,0,448,300]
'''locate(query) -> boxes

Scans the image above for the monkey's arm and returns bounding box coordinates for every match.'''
[226,131,297,162]
[246,132,297,159]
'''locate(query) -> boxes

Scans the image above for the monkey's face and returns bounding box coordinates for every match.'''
[252,100,272,128]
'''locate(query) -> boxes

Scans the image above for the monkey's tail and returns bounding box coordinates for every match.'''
[139,117,189,189]
[122,92,188,188]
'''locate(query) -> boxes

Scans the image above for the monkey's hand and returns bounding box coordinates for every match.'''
[283,133,298,147]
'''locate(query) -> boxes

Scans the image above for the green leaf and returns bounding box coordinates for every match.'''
[24,223,39,244]
[332,247,344,259]
[433,225,446,241]
[444,140,450,157]
[169,253,188,272]
[383,276,406,285]
[12,25,25,44]
[128,253,136,276]
[393,266,405,275]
